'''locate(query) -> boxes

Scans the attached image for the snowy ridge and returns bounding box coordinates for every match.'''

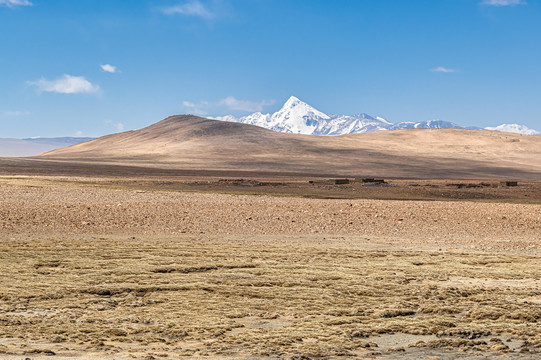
[391,120,463,130]
[213,96,539,136]
[485,124,540,136]
[213,96,393,135]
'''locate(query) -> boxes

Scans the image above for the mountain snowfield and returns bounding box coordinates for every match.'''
[485,124,540,136]
[214,96,539,136]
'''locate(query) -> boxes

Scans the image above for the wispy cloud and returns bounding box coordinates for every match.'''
[182,97,275,115]
[430,66,458,73]
[100,64,118,73]
[161,1,213,18]
[104,119,125,132]
[0,0,32,7]
[480,0,525,6]
[182,100,209,115]
[29,74,100,94]
[3,110,30,116]
[219,96,275,112]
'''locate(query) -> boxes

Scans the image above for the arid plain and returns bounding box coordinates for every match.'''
[1,117,541,359]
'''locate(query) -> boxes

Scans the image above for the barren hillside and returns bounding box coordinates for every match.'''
[39,115,541,179]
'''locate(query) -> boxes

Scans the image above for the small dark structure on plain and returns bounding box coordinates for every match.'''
[447,182,492,189]
[308,179,351,185]
[501,181,518,187]
[360,178,386,184]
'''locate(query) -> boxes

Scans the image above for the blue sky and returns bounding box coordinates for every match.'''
[1,0,540,137]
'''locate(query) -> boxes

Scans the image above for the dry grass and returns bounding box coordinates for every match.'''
[1,235,540,358]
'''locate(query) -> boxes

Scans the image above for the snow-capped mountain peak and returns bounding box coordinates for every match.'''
[282,95,302,108]
[212,96,539,136]
[485,124,540,135]
[215,96,391,135]
[269,96,330,134]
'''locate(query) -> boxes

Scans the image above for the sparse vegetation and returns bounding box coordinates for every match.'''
[1,236,540,358]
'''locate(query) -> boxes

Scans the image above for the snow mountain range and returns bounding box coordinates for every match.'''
[485,124,540,136]
[214,96,539,136]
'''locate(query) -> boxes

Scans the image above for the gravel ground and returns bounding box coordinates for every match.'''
[1,179,540,252]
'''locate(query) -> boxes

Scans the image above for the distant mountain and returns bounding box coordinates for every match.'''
[23,136,94,145]
[0,137,94,157]
[390,120,463,130]
[38,115,541,180]
[213,96,392,135]
[214,96,539,136]
[485,124,540,136]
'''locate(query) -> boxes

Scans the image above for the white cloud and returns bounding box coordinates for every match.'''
[104,120,126,131]
[75,130,83,136]
[29,74,100,94]
[0,0,32,7]
[3,110,30,116]
[182,97,275,115]
[430,66,458,73]
[481,0,525,6]
[162,1,213,18]
[100,64,118,73]
[219,96,275,112]
[182,100,209,115]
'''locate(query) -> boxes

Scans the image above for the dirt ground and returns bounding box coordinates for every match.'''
[1,176,541,359]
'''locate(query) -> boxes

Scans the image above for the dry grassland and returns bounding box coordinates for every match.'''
[2,236,541,359]
[1,177,540,359]
[0,237,541,358]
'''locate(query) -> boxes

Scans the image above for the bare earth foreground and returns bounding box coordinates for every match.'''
[0,176,540,360]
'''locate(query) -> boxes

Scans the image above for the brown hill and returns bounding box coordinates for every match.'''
[39,115,541,179]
